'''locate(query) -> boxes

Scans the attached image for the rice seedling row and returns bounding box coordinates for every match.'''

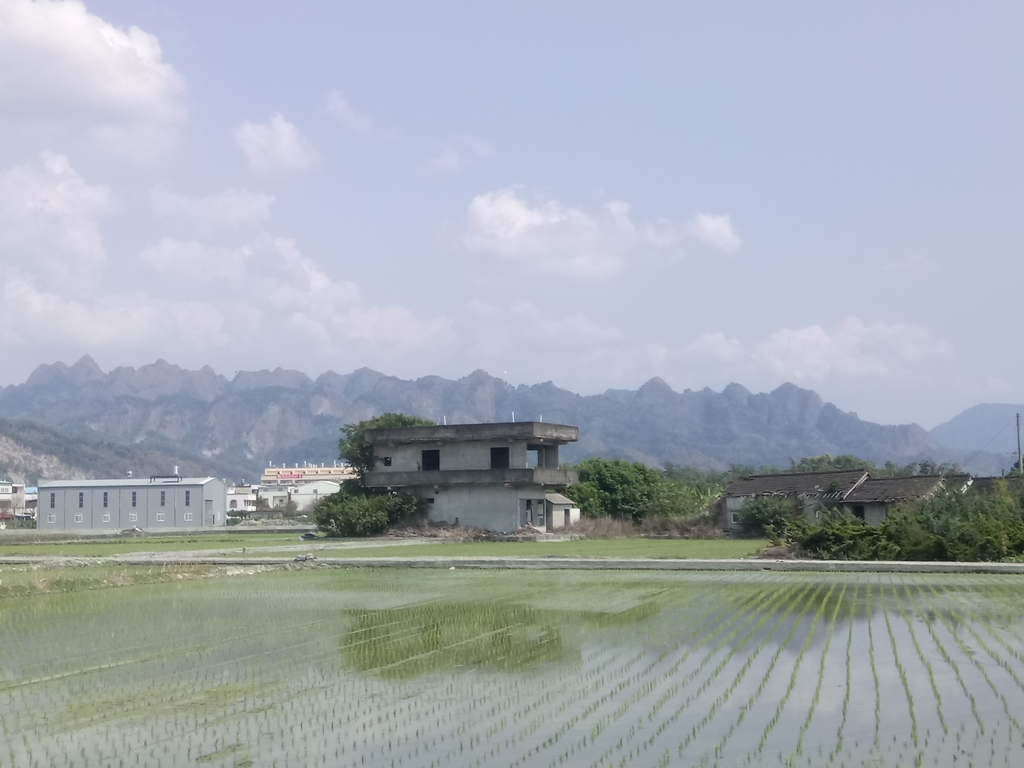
[3,569,1024,767]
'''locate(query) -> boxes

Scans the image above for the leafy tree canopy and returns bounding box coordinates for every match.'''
[567,458,720,521]
[339,413,435,477]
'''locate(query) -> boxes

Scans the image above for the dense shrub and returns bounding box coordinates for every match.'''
[566,458,719,521]
[315,490,423,537]
[787,484,1024,562]
[736,497,801,538]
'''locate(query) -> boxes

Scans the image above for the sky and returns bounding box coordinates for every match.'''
[0,0,1021,429]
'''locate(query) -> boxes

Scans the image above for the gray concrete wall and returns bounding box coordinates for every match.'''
[374,441,530,473]
[421,485,525,532]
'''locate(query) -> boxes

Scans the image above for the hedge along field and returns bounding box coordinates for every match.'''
[2,570,1024,767]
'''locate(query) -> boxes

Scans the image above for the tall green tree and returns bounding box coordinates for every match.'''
[339,413,435,477]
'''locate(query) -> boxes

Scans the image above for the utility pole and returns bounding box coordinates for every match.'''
[1017,413,1022,476]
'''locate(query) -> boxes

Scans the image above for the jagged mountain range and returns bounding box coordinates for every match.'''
[0,356,1007,483]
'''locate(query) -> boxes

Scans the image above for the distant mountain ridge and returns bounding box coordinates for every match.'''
[0,356,985,481]
[929,404,1024,464]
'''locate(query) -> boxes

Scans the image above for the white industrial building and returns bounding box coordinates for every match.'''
[38,476,227,530]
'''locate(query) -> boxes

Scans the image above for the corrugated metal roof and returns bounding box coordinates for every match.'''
[843,476,945,503]
[39,478,219,489]
[545,492,576,505]
[723,470,869,500]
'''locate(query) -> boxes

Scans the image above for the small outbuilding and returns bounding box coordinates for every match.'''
[544,492,581,529]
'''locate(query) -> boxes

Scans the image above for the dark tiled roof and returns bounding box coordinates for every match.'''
[723,470,869,500]
[843,476,944,504]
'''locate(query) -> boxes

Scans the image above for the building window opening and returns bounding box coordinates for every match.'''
[74,513,83,523]
[102,512,110,523]
[156,511,165,522]
[490,447,510,470]
[103,491,108,508]
[78,492,84,508]
[422,449,440,472]
[47,513,56,524]
[527,449,539,468]
[160,491,166,507]
[131,491,137,507]
[129,512,138,523]
[50,493,55,509]
[852,505,866,521]
[184,512,193,522]
[382,456,392,467]
[185,490,191,507]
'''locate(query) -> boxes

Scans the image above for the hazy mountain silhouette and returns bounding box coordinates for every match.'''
[0,356,993,481]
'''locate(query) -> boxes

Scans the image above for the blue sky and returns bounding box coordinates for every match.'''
[0,0,1020,428]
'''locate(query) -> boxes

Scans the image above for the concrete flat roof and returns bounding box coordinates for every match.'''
[365,421,578,445]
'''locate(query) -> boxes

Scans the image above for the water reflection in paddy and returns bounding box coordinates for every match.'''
[0,569,1022,767]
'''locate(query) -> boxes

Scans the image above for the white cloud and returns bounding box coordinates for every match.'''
[758,317,950,379]
[464,188,637,277]
[137,235,449,350]
[0,276,228,348]
[429,147,466,173]
[0,0,186,160]
[325,90,372,133]
[883,253,934,275]
[235,114,317,176]
[680,332,747,364]
[464,188,741,277]
[151,187,274,231]
[429,136,495,172]
[686,213,742,253]
[0,152,113,285]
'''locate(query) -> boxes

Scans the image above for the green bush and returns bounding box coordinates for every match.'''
[787,487,1024,562]
[737,497,800,538]
[315,491,423,537]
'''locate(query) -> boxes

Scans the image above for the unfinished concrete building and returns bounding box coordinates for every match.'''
[363,422,579,533]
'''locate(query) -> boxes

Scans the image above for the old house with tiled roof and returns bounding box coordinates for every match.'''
[836,475,956,525]
[718,470,870,531]
[718,470,972,530]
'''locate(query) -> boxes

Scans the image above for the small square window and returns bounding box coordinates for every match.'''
[156,511,165,522]
[74,513,83,523]
[47,513,56,524]
[422,449,440,471]
[101,512,111,523]
[129,512,138,523]
[731,513,741,525]
[184,512,193,522]
[382,456,392,467]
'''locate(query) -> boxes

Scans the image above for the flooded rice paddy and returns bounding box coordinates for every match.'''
[2,568,1024,767]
